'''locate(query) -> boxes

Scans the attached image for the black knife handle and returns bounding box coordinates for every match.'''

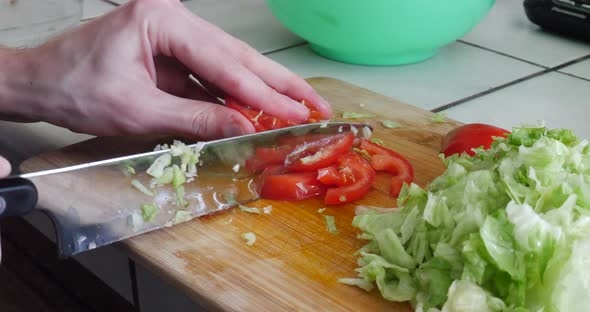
[0,178,38,218]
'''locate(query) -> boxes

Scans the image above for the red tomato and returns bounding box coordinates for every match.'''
[359,139,414,197]
[324,152,375,205]
[260,171,326,201]
[245,146,292,172]
[225,96,323,131]
[285,133,355,172]
[276,133,334,147]
[371,154,413,197]
[317,165,355,186]
[442,123,510,157]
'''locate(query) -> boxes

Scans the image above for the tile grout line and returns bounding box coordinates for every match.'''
[431,69,550,113]
[457,40,549,68]
[432,48,590,113]
[557,71,590,83]
[550,54,590,71]
[262,42,308,56]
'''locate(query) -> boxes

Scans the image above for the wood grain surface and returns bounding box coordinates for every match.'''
[20,77,462,312]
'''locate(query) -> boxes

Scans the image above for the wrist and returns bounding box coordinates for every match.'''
[0,47,45,122]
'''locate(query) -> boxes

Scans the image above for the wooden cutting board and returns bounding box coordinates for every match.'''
[20,77,462,312]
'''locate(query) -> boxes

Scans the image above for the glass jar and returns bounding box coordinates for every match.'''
[0,0,83,48]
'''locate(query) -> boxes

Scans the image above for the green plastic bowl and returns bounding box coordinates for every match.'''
[265,0,495,66]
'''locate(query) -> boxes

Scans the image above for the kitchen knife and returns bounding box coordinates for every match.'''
[0,122,370,258]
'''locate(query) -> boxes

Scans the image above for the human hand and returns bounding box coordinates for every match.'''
[0,0,331,140]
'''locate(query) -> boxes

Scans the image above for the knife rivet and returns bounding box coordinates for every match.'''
[0,196,5,215]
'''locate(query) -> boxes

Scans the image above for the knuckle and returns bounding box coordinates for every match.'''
[126,0,174,20]
[221,71,246,96]
[189,107,212,137]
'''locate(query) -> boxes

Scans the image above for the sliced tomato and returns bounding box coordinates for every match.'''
[260,171,326,201]
[441,123,510,157]
[371,154,413,197]
[276,133,334,147]
[225,101,268,131]
[285,132,355,172]
[245,146,293,172]
[359,139,414,197]
[324,152,375,205]
[317,164,356,186]
[225,96,323,132]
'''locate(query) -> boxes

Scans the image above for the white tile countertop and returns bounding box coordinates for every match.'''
[1,0,590,311]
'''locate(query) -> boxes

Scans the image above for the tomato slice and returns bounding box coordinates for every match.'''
[371,154,413,197]
[276,133,334,147]
[359,139,414,197]
[225,100,268,132]
[245,146,293,172]
[285,133,355,172]
[324,152,375,205]
[260,171,326,201]
[225,96,323,132]
[441,123,510,157]
[317,165,355,186]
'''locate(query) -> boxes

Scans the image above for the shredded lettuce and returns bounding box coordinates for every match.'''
[126,165,136,175]
[166,210,192,226]
[343,125,590,311]
[146,154,172,178]
[432,113,447,123]
[370,138,384,145]
[362,126,372,139]
[141,204,158,222]
[353,148,372,161]
[342,112,376,119]
[242,232,257,246]
[381,120,401,129]
[239,205,261,214]
[131,179,154,197]
[127,212,143,231]
[323,215,338,234]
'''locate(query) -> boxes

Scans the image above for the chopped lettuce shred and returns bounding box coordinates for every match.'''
[381,120,401,129]
[343,125,590,312]
[362,126,372,139]
[432,112,447,123]
[239,205,261,214]
[127,213,143,231]
[323,215,338,234]
[126,165,136,175]
[141,204,158,222]
[165,210,192,227]
[131,179,154,197]
[130,140,206,229]
[342,112,376,119]
[370,138,384,145]
[242,232,257,246]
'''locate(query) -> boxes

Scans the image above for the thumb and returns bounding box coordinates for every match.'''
[143,90,256,140]
[0,156,11,178]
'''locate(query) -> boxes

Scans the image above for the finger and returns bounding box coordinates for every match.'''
[184,78,223,104]
[154,57,222,104]
[190,74,225,100]
[138,88,255,140]
[234,43,332,118]
[0,157,11,178]
[158,14,310,122]
[154,56,191,96]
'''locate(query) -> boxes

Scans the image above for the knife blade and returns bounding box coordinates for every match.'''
[0,122,370,258]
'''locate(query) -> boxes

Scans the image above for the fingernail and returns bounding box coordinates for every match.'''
[293,101,310,120]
